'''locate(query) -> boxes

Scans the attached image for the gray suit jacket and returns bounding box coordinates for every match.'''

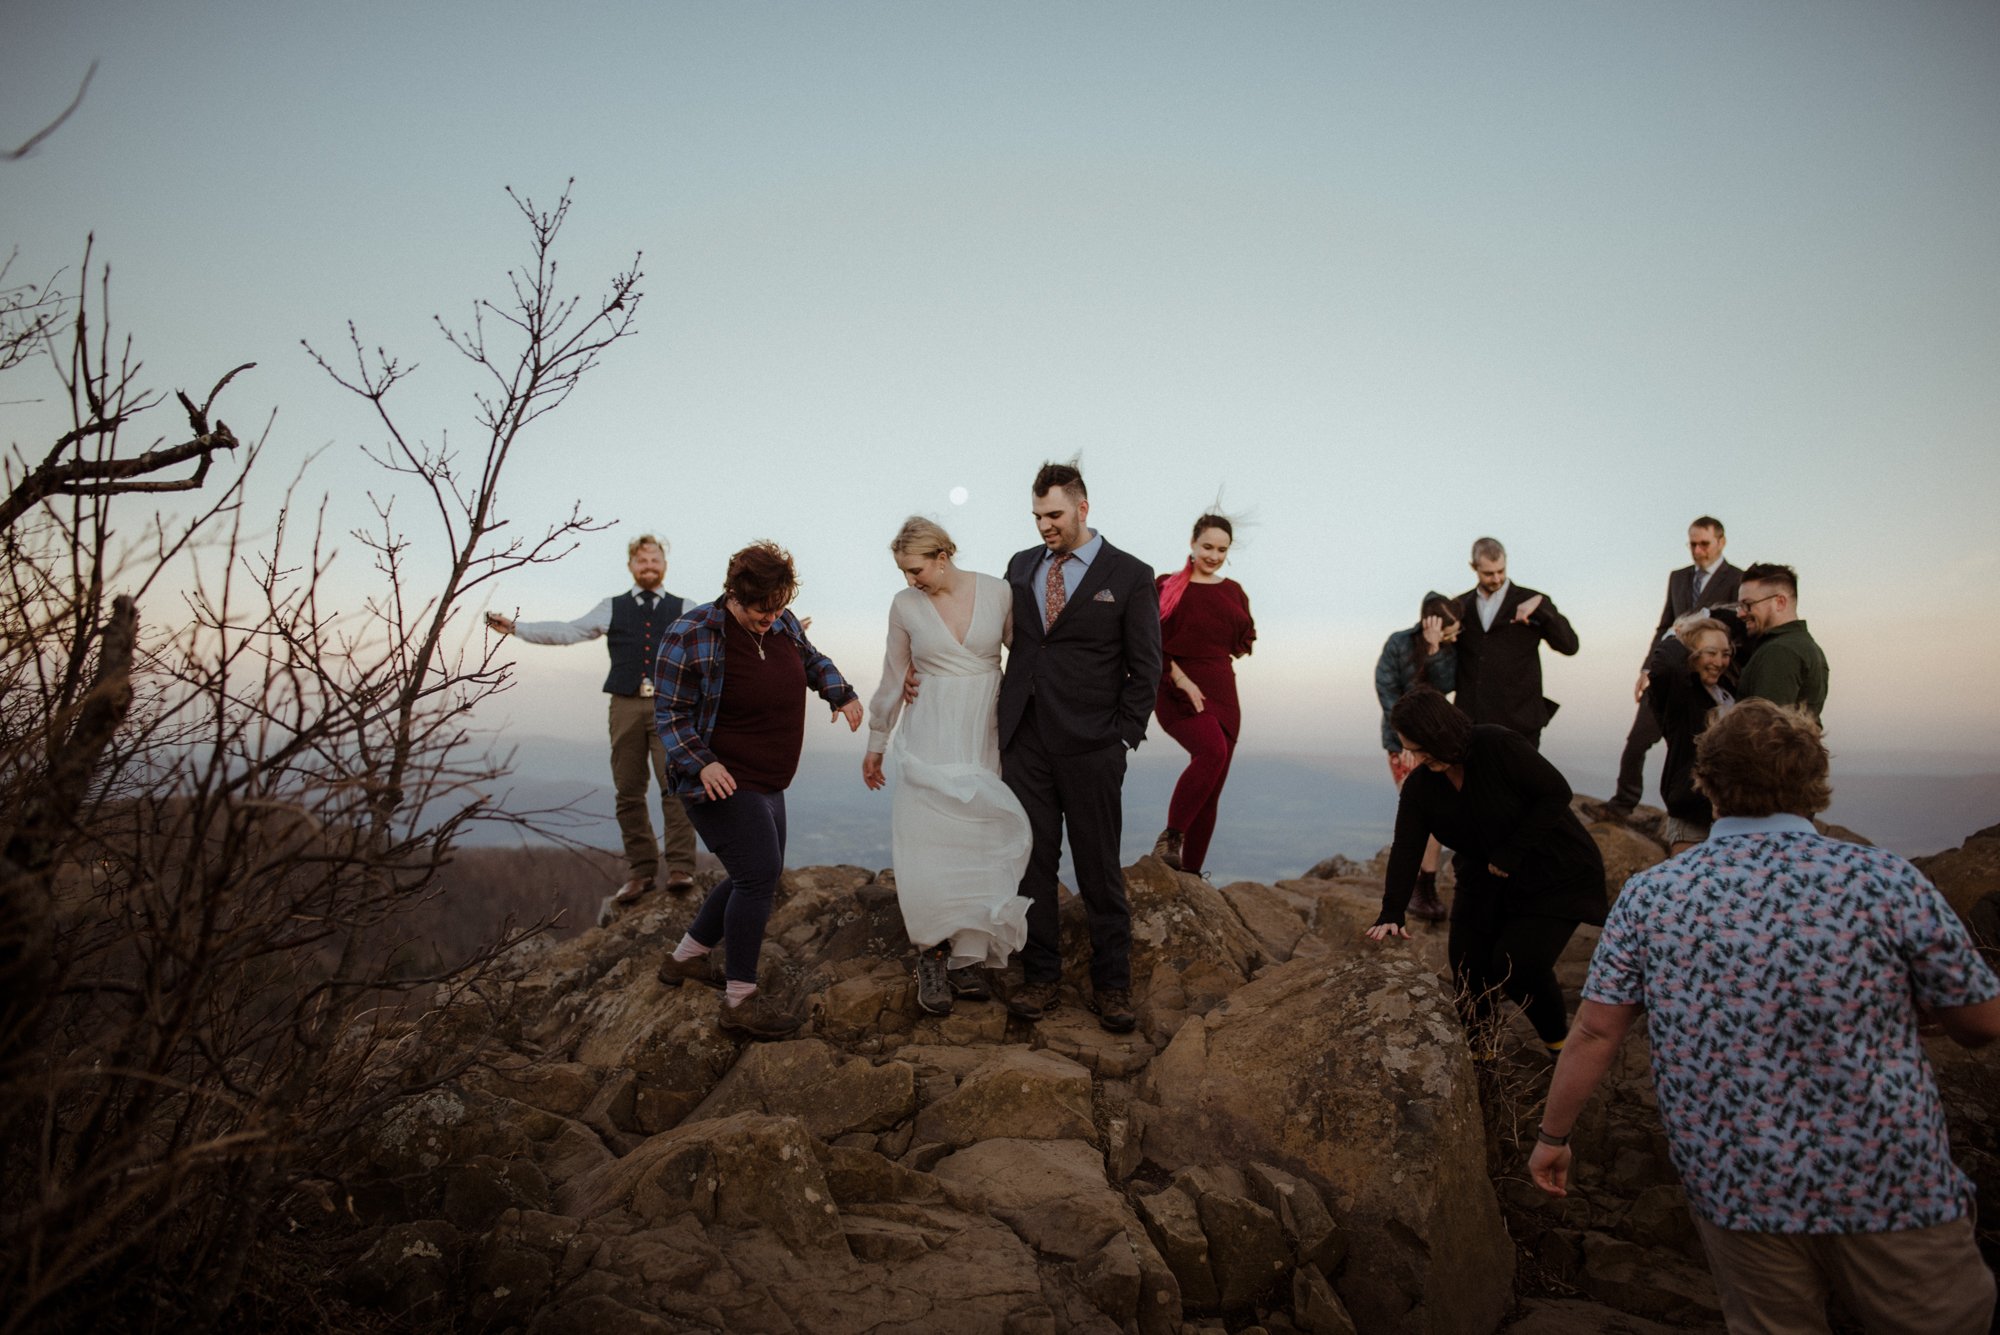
[1640,560,1742,668]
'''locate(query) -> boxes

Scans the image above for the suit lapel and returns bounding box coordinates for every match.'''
[1009,547,1047,645]
[1048,541,1117,635]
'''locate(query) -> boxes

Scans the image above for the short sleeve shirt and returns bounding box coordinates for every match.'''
[1585,814,1999,1233]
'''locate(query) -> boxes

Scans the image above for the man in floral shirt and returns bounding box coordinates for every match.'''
[1530,699,1999,1332]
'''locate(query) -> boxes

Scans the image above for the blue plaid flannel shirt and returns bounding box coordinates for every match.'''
[651,601,859,800]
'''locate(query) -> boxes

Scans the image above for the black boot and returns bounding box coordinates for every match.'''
[1408,871,1447,922]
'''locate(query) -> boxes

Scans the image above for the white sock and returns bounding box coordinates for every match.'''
[672,934,711,962]
[725,981,757,1007]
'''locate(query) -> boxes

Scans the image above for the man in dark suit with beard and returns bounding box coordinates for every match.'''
[1606,516,1742,819]
[997,462,1162,1033]
[1453,536,1579,749]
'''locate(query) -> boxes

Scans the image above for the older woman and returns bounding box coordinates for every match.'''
[1645,614,1736,853]
[653,541,863,1040]
[1150,513,1256,878]
[1366,685,1606,1056]
[863,517,1031,1016]
[1372,592,1461,919]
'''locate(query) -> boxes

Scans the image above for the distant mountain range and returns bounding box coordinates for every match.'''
[463,734,2000,882]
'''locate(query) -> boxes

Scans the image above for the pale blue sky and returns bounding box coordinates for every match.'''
[5,1,1998,780]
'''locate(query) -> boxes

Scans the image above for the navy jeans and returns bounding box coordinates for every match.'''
[682,789,787,985]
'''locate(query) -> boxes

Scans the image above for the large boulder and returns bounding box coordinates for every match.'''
[685,1038,916,1139]
[1913,824,2000,937]
[1141,952,1514,1335]
[1066,857,1264,1042]
[912,1047,1096,1149]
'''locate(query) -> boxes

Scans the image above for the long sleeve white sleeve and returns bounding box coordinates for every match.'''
[511,596,615,646]
[866,598,913,752]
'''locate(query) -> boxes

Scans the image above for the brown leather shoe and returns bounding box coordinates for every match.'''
[656,951,724,989]
[612,876,657,906]
[717,992,803,1040]
[1005,979,1061,1022]
[663,869,696,894]
[1088,986,1137,1034]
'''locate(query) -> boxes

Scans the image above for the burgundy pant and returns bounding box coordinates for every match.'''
[1160,710,1236,875]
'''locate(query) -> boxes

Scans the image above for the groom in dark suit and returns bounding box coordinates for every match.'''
[1453,536,1580,749]
[997,462,1162,1033]
[1607,516,1742,817]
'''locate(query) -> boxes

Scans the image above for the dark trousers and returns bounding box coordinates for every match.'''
[609,693,698,877]
[1611,697,1662,811]
[1448,887,1578,1046]
[1160,710,1236,876]
[682,789,786,985]
[1002,707,1132,991]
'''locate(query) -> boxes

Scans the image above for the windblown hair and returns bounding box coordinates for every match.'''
[1033,460,1086,501]
[889,516,957,560]
[627,532,668,559]
[1690,515,1725,538]
[1675,616,1731,653]
[1740,562,1798,600]
[1692,698,1831,818]
[1190,513,1232,543]
[1410,593,1461,687]
[1389,685,1473,765]
[722,541,798,611]
[1470,536,1505,565]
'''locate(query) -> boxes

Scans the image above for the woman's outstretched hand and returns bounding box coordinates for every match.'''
[862,751,886,790]
[1364,922,1410,942]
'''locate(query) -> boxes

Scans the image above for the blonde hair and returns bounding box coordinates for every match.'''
[1675,617,1730,652]
[889,516,956,561]
[627,533,668,559]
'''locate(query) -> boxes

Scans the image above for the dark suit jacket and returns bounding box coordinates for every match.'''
[1639,560,1741,669]
[998,538,1162,754]
[1453,583,1579,738]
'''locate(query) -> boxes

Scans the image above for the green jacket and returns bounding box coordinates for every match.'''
[1736,619,1828,717]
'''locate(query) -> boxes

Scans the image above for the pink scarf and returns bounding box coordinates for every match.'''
[1157,558,1195,623]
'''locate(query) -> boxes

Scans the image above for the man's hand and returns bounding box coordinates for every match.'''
[835,699,864,732]
[1487,863,1510,878]
[699,761,737,801]
[862,751,887,790]
[1364,922,1410,942]
[1528,1141,1573,1197]
[486,611,516,636]
[901,666,921,706]
[1633,669,1650,704]
[1513,594,1545,623]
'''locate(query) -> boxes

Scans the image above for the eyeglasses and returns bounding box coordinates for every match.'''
[1738,593,1782,610]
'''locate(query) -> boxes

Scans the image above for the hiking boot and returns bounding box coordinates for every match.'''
[1152,828,1184,871]
[1005,979,1061,1022]
[915,947,953,1016]
[663,869,697,894]
[947,966,992,1001]
[656,951,725,989]
[612,876,656,906]
[1088,986,1137,1034]
[718,991,803,1041]
[1408,872,1447,923]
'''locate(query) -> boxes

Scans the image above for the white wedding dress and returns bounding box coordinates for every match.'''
[865,574,1032,968]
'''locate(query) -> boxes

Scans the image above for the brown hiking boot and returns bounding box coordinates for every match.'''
[1088,986,1137,1034]
[1005,979,1061,1022]
[717,992,803,1041]
[656,951,724,989]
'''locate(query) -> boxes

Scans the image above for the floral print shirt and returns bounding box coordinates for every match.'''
[1585,814,1998,1233]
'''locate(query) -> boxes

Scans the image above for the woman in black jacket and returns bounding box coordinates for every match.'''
[1644,616,1735,853]
[1366,686,1607,1054]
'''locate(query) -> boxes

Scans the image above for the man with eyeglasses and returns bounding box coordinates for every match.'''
[1733,562,1828,718]
[1606,517,1741,821]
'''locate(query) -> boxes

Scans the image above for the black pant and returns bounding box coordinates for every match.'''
[1447,887,1578,1046]
[1002,706,1132,991]
[1612,697,1662,810]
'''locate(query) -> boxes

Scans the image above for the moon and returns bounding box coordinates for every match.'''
[948,486,969,506]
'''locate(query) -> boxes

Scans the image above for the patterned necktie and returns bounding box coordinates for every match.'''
[1044,554,1070,626]
[1691,570,1708,602]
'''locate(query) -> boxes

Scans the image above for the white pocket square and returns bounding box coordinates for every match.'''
[1093,589,1117,602]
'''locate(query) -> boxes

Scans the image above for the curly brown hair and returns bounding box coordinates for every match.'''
[722,541,798,611]
[1692,698,1831,818]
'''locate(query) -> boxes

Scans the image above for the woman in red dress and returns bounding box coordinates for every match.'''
[1151,514,1256,877]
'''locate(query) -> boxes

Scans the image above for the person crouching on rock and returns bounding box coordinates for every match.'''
[1372,591,1461,920]
[1365,685,1606,1058]
[653,541,864,1039]
[1530,699,2000,1332]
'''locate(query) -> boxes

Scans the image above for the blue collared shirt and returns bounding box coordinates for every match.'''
[1035,529,1105,626]
[1705,813,1817,841]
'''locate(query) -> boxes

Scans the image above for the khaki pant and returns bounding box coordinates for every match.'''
[608,692,696,879]
[1693,1212,1995,1335]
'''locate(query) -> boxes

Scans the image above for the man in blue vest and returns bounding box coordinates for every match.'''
[488,534,697,904]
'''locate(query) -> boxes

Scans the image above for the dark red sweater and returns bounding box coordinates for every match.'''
[710,615,808,793]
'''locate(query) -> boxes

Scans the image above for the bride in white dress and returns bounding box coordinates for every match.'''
[862,517,1032,1015]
